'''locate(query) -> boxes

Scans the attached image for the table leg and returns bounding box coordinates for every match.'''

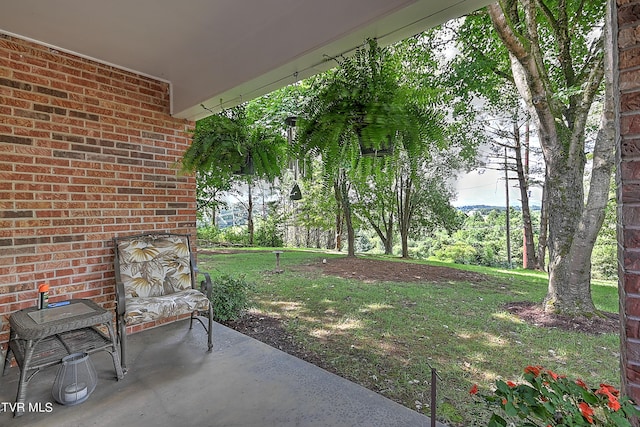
[2,329,15,376]
[13,339,35,417]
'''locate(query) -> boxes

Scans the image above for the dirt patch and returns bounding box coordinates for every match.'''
[296,256,493,284]
[504,301,619,335]
[222,313,336,373]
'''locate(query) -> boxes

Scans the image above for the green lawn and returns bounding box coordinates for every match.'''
[198,248,621,426]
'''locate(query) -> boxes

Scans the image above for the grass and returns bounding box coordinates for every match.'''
[198,248,621,426]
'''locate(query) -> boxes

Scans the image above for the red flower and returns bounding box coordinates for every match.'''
[575,379,588,389]
[579,402,594,424]
[608,397,621,411]
[598,383,620,397]
[524,365,543,377]
[546,369,559,380]
[501,398,507,406]
[469,384,478,395]
[506,381,517,388]
[596,385,622,411]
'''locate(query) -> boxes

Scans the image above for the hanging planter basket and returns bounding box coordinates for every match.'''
[233,155,255,176]
[358,133,393,158]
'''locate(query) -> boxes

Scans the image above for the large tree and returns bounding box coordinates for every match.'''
[486,0,613,314]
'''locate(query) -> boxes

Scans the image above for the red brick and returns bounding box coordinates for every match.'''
[0,34,195,350]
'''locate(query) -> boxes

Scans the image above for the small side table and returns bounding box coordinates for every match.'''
[2,299,124,416]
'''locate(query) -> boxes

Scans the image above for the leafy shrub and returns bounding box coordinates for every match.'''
[470,365,640,426]
[254,217,284,247]
[197,225,222,245]
[209,274,254,322]
[219,226,250,246]
[592,243,617,280]
[433,242,477,264]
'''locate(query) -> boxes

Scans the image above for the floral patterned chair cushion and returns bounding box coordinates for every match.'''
[116,234,193,298]
[123,288,210,325]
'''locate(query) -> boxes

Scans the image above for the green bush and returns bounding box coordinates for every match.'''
[254,217,284,247]
[433,242,477,264]
[219,226,250,246]
[197,225,222,245]
[592,243,617,280]
[209,274,255,322]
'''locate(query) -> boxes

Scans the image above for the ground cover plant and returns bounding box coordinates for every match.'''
[198,249,621,426]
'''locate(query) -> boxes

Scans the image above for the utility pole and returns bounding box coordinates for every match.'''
[522,121,530,268]
[505,147,512,269]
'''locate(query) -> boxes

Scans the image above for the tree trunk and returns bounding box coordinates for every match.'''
[384,217,393,255]
[247,179,254,245]
[536,181,548,271]
[397,173,412,259]
[339,169,356,257]
[368,215,394,255]
[333,179,343,252]
[488,1,608,314]
[545,8,615,313]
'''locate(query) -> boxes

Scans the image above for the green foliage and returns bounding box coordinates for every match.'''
[592,244,616,280]
[209,274,255,322]
[254,207,284,247]
[295,39,446,178]
[426,209,526,268]
[433,241,478,264]
[197,225,222,245]
[182,104,287,180]
[220,227,250,246]
[197,225,250,246]
[471,366,640,426]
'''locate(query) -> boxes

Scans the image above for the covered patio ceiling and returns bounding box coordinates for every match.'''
[0,0,491,121]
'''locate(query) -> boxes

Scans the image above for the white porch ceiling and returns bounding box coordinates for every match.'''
[0,0,491,121]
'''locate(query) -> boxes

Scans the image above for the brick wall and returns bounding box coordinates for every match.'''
[0,35,197,347]
[617,0,640,403]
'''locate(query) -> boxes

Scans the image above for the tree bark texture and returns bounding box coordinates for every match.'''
[397,172,413,258]
[333,179,343,252]
[339,169,356,257]
[488,0,612,314]
[247,180,254,245]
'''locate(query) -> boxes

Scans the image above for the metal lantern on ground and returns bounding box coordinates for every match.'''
[52,352,97,406]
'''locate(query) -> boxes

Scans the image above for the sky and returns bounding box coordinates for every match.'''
[453,168,543,208]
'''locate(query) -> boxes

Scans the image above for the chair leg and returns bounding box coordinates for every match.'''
[119,319,128,372]
[207,306,213,352]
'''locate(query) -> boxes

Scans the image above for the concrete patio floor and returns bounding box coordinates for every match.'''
[0,319,441,426]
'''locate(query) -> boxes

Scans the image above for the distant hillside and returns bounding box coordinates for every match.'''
[457,205,541,213]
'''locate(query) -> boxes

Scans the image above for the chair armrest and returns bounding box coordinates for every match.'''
[199,272,213,300]
[115,279,126,316]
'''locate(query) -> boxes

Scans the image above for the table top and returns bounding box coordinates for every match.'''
[9,299,112,340]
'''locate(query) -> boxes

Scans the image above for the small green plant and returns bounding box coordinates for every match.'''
[209,274,255,322]
[470,366,640,426]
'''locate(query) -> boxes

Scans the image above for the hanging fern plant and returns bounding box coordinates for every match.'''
[181,105,286,181]
[295,38,444,176]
